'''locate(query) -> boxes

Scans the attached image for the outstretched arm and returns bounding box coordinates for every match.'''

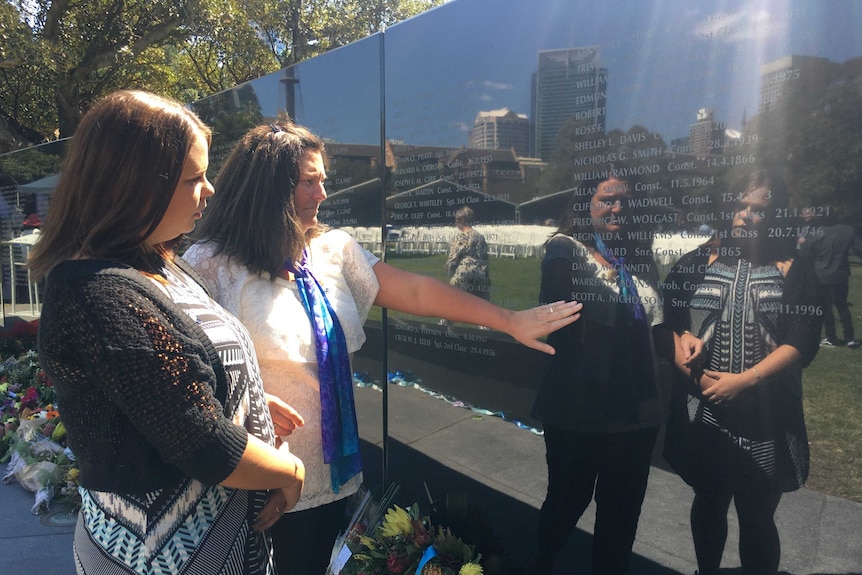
[371,261,582,355]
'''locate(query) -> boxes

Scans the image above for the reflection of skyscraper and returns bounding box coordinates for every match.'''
[532,47,607,161]
[689,108,723,156]
[469,108,530,157]
[760,56,832,112]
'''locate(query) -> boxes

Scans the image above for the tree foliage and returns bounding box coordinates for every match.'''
[0,0,443,150]
[750,58,862,224]
[0,1,55,146]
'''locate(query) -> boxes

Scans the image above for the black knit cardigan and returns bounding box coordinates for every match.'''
[37,259,249,494]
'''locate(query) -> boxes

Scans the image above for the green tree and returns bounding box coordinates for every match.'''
[0,0,442,149]
[536,121,668,196]
[244,0,443,68]
[0,0,204,142]
[751,57,862,225]
[0,1,56,145]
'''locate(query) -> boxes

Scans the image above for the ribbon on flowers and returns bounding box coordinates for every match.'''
[415,545,438,575]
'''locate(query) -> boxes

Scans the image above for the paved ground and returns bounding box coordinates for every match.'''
[2,383,860,575]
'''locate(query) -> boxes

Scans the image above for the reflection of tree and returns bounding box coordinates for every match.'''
[192,84,265,177]
[529,62,862,234]
[0,143,66,187]
[749,57,862,223]
[327,157,378,195]
[536,121,668,196]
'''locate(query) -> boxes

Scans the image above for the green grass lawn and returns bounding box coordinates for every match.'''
[372,254,541,323]
[802,261,862,501]
[382,253,862,501]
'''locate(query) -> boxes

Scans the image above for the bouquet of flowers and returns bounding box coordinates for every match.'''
[0,348,81,514]
[334,486,483,575]
[327,483,400,574]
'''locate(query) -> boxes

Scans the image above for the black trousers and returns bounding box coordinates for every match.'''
[821,280,854,341]
[534,425,660,575]
[269,498,349,575]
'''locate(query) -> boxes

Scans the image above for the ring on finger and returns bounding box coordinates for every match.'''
[548,306,555,314]
[275,507,281,514]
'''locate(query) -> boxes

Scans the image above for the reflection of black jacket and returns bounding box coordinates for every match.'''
[799,224,862,285]
[532,235,663,433]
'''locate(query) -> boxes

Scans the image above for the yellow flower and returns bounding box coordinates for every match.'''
[65,468,80,482]
[380,505,413,537]
[459,564,484,575]
[358,534,377,549]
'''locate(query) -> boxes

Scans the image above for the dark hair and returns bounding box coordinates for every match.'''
[551,170,632,249]
[725,169,789,211]
[723,169,794,259]
[191,122,326,278]
[30,90,211,280]
[454,206,475,225]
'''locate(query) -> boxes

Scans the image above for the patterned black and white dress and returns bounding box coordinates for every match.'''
[662,252,821,494]
[74,262,276,575]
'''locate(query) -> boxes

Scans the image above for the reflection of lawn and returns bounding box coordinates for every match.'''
[370,254,541,323]
[374,254,862,502]
[803,261,862,502]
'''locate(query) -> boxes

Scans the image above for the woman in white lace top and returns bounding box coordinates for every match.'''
[183,122,583,575]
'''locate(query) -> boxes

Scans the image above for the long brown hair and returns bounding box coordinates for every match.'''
[191,122,326,278]
[29,90,211,280]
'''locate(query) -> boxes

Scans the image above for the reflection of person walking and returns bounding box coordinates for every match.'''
[445,206,491,299]
[799,210,862,348]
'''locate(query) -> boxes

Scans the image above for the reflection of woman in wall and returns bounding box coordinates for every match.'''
[662,170,822,575]
[446,206,491,299]
[183,122,583,575]
[529,174,667,575]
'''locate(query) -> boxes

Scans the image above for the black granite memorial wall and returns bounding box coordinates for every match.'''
[3,0,861,475]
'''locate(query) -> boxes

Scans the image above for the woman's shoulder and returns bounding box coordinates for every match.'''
[669,248,709,272]
[182,241,253,285]
[47,259,149,292]
[313,228,377,264]
[183,241,220,264]
[315,227,355,248]
[545,233,586,259]
[42,260,176,324]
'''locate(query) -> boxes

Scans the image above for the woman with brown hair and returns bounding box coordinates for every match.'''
[31,90,304,575]
[183,121,583,575]
[529,172,667,575]
[662,170,822,575]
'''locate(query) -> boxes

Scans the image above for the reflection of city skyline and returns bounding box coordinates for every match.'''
[186,1,860,161]
[382,0,860,151]
[171,0,862,228]
[396,49,851,165]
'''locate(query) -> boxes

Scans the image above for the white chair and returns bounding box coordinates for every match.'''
[4,232,41,316]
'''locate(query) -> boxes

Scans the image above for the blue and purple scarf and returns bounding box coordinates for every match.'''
[594,233,647,322]
[284,249,361,492]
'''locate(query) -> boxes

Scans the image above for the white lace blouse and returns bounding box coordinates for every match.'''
[183,230,381,511]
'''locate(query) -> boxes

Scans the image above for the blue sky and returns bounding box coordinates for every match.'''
[231,0,861,149]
